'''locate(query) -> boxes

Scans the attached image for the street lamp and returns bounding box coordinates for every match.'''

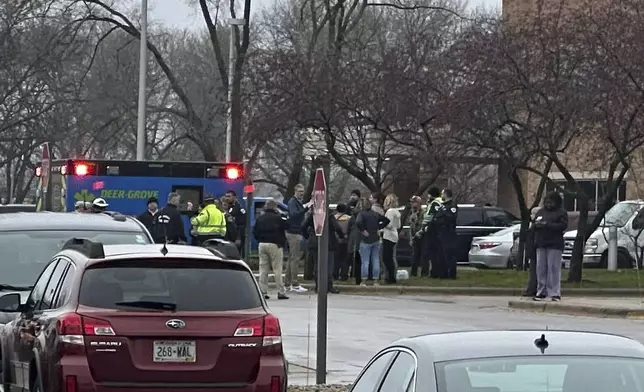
[225,18,246,162]
[136,0,148,161]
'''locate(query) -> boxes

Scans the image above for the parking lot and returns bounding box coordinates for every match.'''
[271,294,644,384]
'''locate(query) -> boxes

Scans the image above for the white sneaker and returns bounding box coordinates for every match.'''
[292,285,308,293]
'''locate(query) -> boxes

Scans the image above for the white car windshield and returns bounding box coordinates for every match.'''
[0,230,151,286]
[435,355,644,392]
[490,224,520,237]
[602,202,641,227]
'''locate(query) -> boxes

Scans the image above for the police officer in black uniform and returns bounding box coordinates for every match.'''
[417,187,443,278]
[433,188,459,279]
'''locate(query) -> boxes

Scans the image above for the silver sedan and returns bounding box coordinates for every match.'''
[468,224,520,269]
[348,330,644,392]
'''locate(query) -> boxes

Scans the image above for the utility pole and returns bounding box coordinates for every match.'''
[225,18,246,162]
[135,0,148,161]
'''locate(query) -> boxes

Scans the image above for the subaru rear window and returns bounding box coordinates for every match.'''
[78,260,262,311]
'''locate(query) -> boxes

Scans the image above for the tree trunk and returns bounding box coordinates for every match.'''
[509,169,530,270]
[283,146,306,201]
[392,159,420,202]
[4,162,12,202]
[568,193,589,283]
[511,160,552,270]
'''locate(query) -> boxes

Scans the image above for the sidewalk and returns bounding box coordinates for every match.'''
[508,297,644,319]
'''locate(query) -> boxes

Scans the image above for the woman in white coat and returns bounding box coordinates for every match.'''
[382,194,401,284]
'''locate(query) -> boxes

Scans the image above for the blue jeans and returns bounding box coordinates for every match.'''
[359,241,381,280]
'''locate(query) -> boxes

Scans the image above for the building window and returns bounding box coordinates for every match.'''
[548,180,626,212]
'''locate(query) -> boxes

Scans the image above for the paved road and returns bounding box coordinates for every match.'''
[271,294,644,385]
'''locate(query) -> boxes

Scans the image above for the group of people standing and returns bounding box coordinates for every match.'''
[136,191,246,251]
[253,184,462,300]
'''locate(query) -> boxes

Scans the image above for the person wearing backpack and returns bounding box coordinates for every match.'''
[333,204,351,281]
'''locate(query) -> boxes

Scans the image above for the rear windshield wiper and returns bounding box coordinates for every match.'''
[114,300,177,311]
[0,284,33,291]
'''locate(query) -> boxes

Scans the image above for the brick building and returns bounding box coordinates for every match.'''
[497,0,639,216]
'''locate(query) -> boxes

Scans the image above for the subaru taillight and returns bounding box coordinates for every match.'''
[57,313,115,354]
[234,315,282,355]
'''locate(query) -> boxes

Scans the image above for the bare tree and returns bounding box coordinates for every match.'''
[0,0,96,201]
[446,0,644,280]
[75,0,254,161]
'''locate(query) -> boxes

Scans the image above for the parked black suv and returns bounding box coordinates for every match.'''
[0,212,153,324]
[397,205,519,266]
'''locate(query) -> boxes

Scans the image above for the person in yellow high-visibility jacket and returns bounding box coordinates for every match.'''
[190,196,227,246]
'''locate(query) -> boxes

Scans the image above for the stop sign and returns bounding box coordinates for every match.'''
[312,168,327,237]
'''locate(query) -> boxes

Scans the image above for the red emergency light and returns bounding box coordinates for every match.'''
[226,166,241,180]
[74,163,89,176]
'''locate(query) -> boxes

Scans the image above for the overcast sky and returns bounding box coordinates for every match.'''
[148,0,500,29]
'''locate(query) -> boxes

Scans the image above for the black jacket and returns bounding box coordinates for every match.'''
[434,199,458,239]
[152,204,186,244]
[355,209,390,244]
[228,200,246,229]
[253,209,289,248]
[301,213,345,251]
[533,207,568,250]
[137,210,156,231]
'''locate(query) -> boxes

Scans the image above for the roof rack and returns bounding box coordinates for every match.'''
[206,248,229,259]
[62,238,105,259]
[101,211,127,222]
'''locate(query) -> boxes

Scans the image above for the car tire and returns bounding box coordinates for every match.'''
[617,249,634,269]
[600,250,634,269]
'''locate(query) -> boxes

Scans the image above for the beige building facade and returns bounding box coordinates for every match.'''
[497,0,643,215]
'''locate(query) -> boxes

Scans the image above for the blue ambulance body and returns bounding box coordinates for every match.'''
[37,159,244,241]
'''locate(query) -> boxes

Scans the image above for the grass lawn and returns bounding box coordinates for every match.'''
[245,253,644,288]
[398,269,644,289]
[288,269,644,289]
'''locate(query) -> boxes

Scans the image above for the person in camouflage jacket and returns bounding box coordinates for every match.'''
[406,196,426,277]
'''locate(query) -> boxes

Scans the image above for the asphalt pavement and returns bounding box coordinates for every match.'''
[272,294,644,385]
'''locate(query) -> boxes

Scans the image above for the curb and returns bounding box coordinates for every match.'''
[508,300,644,319]
[265,283,644,297]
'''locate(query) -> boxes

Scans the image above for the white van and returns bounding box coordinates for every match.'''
[562,200,644,269]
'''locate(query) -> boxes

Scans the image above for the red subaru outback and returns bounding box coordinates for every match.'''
[0,240,287,392]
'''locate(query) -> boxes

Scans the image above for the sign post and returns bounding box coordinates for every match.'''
[313,166,328,384]
[243,161,254,260]
[38,143,51,211]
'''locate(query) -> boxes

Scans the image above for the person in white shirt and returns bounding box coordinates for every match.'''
[382,194,401,284]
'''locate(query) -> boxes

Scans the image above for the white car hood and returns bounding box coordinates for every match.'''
[564,230,577,240]
[564,228,612,249]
